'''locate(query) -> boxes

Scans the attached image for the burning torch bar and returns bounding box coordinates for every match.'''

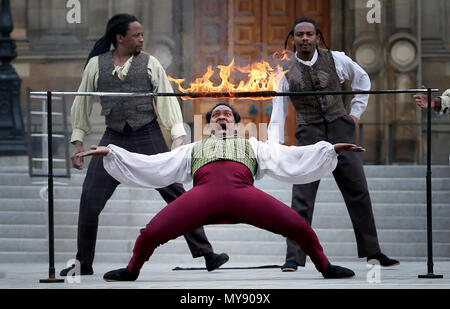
[30,88,439,98]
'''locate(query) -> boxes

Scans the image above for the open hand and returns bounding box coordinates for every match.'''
[74,145,110,160]
[413,85,436,110]
[71,141,84,170]
[172,136,185,149]
[334,143,366,154]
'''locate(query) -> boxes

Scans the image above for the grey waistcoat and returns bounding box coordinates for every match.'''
[284,49,347,124]
[98,51,156,133]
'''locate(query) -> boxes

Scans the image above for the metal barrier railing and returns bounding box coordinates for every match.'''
[30,88,443,282]
[26,88,71,179]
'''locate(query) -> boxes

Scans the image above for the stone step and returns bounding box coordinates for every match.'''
[358,165,450,178]
[1,164,448,264]
[1,210,448,229]
[3,198,449,218]
[2,202,449,224]
[0,224,47,238]
[4,223,448,244]
[0,252,287,264]
[2,172,450,190]
[0,238,448,259]
[3,251,448,264]
[1,186,449,203]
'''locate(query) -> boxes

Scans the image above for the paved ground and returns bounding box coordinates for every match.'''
[1,260,448,306]
[1,260,449,289]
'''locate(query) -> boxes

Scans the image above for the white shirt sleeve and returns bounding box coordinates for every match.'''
[439,89,450,114]
[102,143,195,188]
[249,138,338,184]
[268,75,290,144]
[70,56,99,143]
[332,51,371,119]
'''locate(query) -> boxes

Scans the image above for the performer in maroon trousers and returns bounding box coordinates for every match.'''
[77,103,365,281]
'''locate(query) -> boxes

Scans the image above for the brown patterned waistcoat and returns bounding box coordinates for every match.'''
[284,48,347,124]
[98,51,156,133]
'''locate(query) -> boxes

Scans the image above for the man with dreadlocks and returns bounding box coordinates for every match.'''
[268,17,399,272]
[61,13,228,277]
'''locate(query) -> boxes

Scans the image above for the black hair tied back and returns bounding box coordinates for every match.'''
[85,13,139,67]
[284,17,329,52]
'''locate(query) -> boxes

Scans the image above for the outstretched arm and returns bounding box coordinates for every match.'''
[77,144,194,188]
[250,138,365,184]
[334,143,366,154]
[75,145,110,157]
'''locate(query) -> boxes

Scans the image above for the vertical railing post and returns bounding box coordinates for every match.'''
[388,123,393,165]
[418,88,443,279]
[39,91,64,283]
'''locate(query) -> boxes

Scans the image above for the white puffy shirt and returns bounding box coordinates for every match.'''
[102,138,339,189]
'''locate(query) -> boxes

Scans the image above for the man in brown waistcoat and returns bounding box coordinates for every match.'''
[268,17,399,271]
[60,13,228,276]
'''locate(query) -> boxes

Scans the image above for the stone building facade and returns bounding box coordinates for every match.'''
[9,0,450,164]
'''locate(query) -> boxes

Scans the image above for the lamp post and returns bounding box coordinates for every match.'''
[0,0,27,155]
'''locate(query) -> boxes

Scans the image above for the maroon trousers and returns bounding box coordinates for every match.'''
[127,161,329,274]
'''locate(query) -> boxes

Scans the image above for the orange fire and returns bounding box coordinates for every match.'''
[168,52,291,100]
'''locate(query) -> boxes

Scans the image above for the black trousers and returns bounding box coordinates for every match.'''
[285,115,381,265]
[76,120,213,267]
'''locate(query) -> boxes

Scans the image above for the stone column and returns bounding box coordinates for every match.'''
[341,0,386,163]
[339,0,421,164]
[420,0,450,164]
[145,0,188,144]
[385,0,421,163]
[0,0,27,155]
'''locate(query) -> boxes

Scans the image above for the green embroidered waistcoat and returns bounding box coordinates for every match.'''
[191,136,257,176]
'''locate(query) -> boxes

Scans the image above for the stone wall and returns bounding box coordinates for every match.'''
[8,0,450,164]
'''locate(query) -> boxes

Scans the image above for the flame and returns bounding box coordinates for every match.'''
[272,49,294,62]
[168,54,290,100]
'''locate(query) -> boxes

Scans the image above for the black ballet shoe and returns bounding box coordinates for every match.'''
[281,261,298,272]
[103,267,139,282]
[205,253,229,271]
[322,263,355,279]
[60,264,93,276]
[367,252,400,267]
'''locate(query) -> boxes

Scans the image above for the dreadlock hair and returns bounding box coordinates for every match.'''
[284,17,330,52]
[85,13,139,67]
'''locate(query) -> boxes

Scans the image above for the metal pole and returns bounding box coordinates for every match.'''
[39,91,64,283]
[418,88,443,279]
[388,123,393,165]
[29,89,440,98]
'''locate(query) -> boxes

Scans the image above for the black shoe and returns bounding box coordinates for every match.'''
[367,253,400,267]
[59,264,93,276]
[103,267,139,282]
[281,261,298,272]
[322,263,355,279]
[205,253,229,271]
